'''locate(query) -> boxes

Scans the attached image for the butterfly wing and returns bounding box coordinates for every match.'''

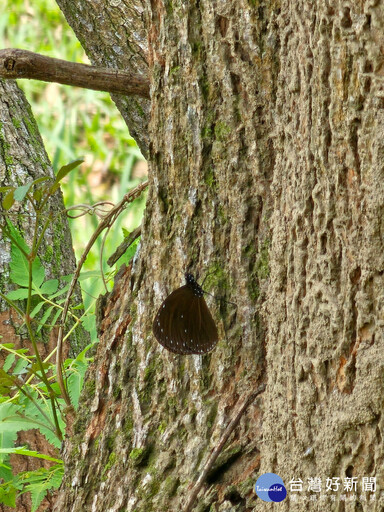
[153,286,196,354]
[184,297,218,354]
[153,285,219,355]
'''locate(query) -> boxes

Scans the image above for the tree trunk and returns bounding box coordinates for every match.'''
[54,1,384,511]
[56,0,150,157]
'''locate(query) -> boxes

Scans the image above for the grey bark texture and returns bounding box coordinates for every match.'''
[53,1,384,512]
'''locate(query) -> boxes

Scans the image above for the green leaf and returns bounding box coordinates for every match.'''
[0,412,56,441]
[30,261,45,289]
[81,314,96,336]
[21,465,64,512]
[3,354,15,373]
[0,447,61,463]
[5,288,30,300]
[51,159,83,193]
[10,244,45,289]
[50,308,61,328]
[0,485,16,507]
[13,182,33,201]
[36,306,54,333]
[30,300,45,318]
[31,177,50,186]
[48,281,70,300]
[6,219,45,289]
[120,237,140,266]
[0,463,14,485]
[5,219,29,253]
[67,368,82,409]
[13,358,29,375]
[33,188,43,202]
[56,159,84,181]
[2,190,14,210]
[39,279,59,295]
[0,370,15,395]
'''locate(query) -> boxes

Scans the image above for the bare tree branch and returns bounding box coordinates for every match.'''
[0,48,150,98]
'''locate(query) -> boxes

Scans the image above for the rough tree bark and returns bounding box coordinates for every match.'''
[50,1,383,511]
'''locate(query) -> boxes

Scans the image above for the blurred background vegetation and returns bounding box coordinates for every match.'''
[1,0,147,327]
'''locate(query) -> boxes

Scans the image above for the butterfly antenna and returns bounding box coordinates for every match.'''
[203,290,237,307]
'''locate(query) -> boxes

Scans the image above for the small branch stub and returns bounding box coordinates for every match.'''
[0,48,150,98]
[183,383,266,512]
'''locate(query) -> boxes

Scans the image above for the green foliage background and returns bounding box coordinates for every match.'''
[0,2,147,509]
[1,0,147,308]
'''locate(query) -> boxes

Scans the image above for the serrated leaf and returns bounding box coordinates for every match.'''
[0,404,19,419]
[24,465,63,512]
[13,182,33,201]
[10,244,45,289]
[0,416,37,433]
[0,447,61,463]
[39,279,58,295]
[30,484,47,512]
[0,186,13,193]
[2,190,14,210]
[30,261,45,289]
[67,370,82,409]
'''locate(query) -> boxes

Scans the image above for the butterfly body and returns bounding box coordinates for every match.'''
[153,273,219,354]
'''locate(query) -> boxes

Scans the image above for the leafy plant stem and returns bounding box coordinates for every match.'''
[13,378,56,433]
[24,211,63,441]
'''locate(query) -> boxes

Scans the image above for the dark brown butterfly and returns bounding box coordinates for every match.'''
[153,273,219,355]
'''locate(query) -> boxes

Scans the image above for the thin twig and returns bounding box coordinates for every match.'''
[56,181,148,406]
[107,225,142,266]
[183,383,266,512]
[0,48,150,98]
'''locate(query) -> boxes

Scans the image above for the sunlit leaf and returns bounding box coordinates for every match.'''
[2,190,14,210]
[13,182,33,201]
[5,288,30,300]
[51,159,83,193]
[40,279,59,295]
